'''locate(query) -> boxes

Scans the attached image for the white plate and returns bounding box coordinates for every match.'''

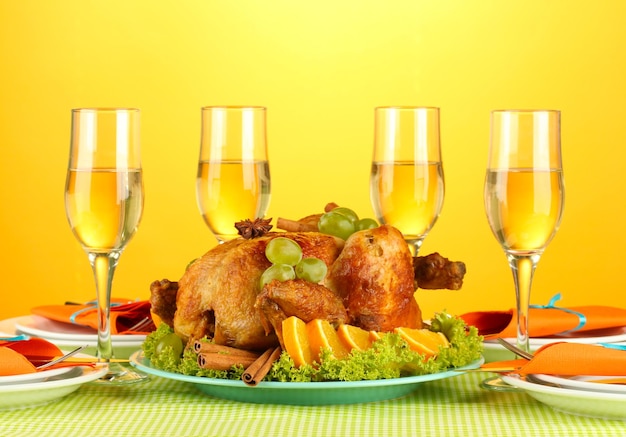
[13,315,145,342]
[532,373,626,395]
[0,364,109,410]
[130,350,484,405]
[0,316,144,360]
[0,367,75,386]
[502,374,626,421]
[482,326,626,362]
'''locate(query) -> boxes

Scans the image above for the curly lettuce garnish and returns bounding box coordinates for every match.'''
[142,311,483,382]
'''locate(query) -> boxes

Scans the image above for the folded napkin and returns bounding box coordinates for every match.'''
[482,342,626,376]
[461,294,626,339]
[31,298,155,335]
[0,338,90,376]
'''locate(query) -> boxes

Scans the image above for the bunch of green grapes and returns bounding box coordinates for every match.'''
[259,237,328,288]
[318,206,378,240]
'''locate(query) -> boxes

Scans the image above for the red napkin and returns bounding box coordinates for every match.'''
[461,294,626,339]
[0,338,91,376]
[482,342,626,376]
[31,298,155,335]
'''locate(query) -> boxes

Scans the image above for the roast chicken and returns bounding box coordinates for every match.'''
[150,224,466,351]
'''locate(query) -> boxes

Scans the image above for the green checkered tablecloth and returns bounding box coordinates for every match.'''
[0,372,623,437]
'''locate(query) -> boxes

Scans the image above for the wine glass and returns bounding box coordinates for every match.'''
[196,106,271,243]
[370,106,445,256]
[483,109,564,389]
[65,108,147,383]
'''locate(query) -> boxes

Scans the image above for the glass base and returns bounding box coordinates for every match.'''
[480,376,521,392]
[92,362,149,385]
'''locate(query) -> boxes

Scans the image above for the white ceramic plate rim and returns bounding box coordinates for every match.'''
[503,374,626,420]
[5,315,145,343]
[502,374,626,400]
[532,373,626,394]
[0,363,109,393]
[0,367,75,385]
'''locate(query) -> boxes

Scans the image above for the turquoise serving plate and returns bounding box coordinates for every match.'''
[129,350,483,405]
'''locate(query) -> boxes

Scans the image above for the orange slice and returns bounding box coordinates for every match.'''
[306,319,349,361]
[394,327,450,357]
[368,330,387,342]
[282,316,313,367]
[337,324,372,352]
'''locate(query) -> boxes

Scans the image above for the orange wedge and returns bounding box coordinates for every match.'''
[337,324,373,351]
[282,316,313,367]
[394,327,450,357]
[306,319,349,361]
[369,330,387,342]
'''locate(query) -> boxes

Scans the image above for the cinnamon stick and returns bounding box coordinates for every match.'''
[242,346,282,386]
[276,217,318,232]
[197,352,258,371]
[193,341,261,359]
[324,202,340,212]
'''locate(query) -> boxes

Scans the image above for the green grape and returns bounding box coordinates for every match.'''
[331,207,359,224]
[318,211,356,240]
[265,237,303,266]
[295,257,328,283]
[155,333,184,359]
[356,218,379,231]
[259,263,296,289]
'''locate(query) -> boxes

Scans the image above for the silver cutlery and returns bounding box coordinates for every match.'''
[496,338,534,360]
[36,345,89,370]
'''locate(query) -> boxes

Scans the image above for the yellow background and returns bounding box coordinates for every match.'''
[1,1,625,322]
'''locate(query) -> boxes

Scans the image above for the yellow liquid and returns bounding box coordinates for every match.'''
[370,161,444,240]
[65,169,143,252]
[196,160,271,240]
[484,169,564,253]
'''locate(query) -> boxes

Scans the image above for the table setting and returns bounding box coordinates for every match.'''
[2,106,626,437]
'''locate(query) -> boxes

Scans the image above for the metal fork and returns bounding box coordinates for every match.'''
[127,317,153,332]
[36,345,88,370]
[496,338,534,360]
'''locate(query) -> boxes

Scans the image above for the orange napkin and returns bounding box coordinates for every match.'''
[461,294,626,339]
[0,338,89,376]
[31,298,155,335]
[482,342,626,376]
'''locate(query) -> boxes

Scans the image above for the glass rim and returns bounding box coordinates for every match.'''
[201,105,267,111]
[375,105,440,111]
[71,107,140,113]
[491,109,560,114]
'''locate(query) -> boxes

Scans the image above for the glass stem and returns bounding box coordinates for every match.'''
[506,253,540,353]
[406,239,424,257]
[88,251,121,361]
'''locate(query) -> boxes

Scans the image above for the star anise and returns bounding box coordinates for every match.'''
[234,217,273,239]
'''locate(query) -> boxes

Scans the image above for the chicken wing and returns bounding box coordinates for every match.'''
[413,252,466,290]
[256,279,349,348]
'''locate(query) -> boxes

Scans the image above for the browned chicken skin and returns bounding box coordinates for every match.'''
[256,279,349,349]
[150,226,466,351]
[413,252,467,290]
[169,232,341,350]
[326,225,422,331]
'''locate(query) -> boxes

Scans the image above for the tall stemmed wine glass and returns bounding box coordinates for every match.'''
[483,109,564,388]
[65,108,147,383]
[370,106,445,256]
[196,106,271,243]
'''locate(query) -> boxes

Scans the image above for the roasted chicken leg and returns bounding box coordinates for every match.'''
[326,225,422,331]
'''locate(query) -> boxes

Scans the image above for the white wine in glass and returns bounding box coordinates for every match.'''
[370,106,444,256]
[196,106,271,243]
[483,109,564,388]
[65,108,147,383]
